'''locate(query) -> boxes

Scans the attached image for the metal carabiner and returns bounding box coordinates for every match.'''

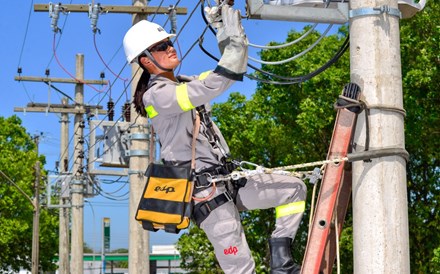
[239,161,261,171]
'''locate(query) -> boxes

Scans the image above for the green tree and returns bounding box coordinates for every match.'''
[176,225,222,273]
[0,116,59,272]
[400,1,440,273]
[84,242,95,253]
[110,248,129,268]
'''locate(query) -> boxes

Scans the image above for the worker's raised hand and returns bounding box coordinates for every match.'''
[214,5,248,81]
[220,5,245,39]
[204,5,223,29]
[204,0,236,29]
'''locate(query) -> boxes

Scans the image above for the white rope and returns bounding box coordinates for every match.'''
[205,156,348,184]
[267,157,348,172]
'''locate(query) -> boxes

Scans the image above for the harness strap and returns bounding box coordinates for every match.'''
[193,191,233,226]
[227,177,247,203]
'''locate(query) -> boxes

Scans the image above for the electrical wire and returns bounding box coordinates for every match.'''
[199,0,348,84]
[248,24,334,65]
[52,32,109,93]
[17,0,34,69]
[43,82,76,103]
[198,33,349,84]
[173,1,203,74]
[93,33,129,82]
[16,0,37,105]
[248,36,349,85]
[248,23,318,49]
[150,0,166,21]
[87,62,129,107]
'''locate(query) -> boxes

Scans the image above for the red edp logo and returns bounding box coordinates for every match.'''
[224,246,238,255]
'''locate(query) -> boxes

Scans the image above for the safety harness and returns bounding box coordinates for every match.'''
[191,106,247,226]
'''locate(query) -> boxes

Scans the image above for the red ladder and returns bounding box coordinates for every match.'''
[301,83,361,274]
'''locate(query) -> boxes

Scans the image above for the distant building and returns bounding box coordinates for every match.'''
[13,245,186,274]
[150,245,186,274]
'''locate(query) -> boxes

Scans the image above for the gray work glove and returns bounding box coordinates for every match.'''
[204,5,223,29]
[215,5,248,81]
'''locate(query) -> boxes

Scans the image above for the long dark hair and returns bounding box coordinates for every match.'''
[133,68,151,117]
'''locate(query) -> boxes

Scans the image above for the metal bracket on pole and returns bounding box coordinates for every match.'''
[128,133,150,140]
[70,179,84,194]
[125,149,149,157]
[349,5,402,19]
[47,204,72,209]
[128,169,146,175]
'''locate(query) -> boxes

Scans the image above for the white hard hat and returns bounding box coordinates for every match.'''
[123,20,176,63]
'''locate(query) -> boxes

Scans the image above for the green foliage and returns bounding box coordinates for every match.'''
[177,225,222,273]
[0,116,59,272]
[84,242,95,253]
[400,1,440,273]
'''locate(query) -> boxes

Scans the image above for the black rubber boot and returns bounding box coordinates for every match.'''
[269,237,301,274]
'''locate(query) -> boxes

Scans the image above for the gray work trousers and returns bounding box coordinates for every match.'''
[194,173,307,274]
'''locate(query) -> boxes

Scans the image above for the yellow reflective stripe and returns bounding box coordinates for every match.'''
[198,70,211,80]
[145,105,158,118]
[275,201,305,218]
[176,84,195,111]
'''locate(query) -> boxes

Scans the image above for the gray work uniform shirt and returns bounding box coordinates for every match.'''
[142,71,234,172]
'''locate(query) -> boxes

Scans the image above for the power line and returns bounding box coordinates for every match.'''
[17,0,34,69]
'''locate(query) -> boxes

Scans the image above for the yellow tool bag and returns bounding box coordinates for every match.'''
[135,163,193,233]
[135,112,201,234]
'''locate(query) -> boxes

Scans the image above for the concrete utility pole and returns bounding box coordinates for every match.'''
[128,1,150,273]
[15,70,107,274]
[31,135,41,274]
[59,97,70,274]
[70,54,86,274]
[350,0,410,273]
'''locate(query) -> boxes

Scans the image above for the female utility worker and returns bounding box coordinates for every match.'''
[123,6,306,274]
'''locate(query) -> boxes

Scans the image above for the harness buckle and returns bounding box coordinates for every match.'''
[224,191,233,202]
[194,172,213,189]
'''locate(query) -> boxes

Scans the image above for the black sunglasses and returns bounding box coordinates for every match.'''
[149,40,173,53]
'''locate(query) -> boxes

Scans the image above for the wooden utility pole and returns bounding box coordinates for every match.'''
[128,2,150,273]
[31,135,41,274]
[349,0,410,273]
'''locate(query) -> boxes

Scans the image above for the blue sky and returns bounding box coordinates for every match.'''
[1,1,339,251]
